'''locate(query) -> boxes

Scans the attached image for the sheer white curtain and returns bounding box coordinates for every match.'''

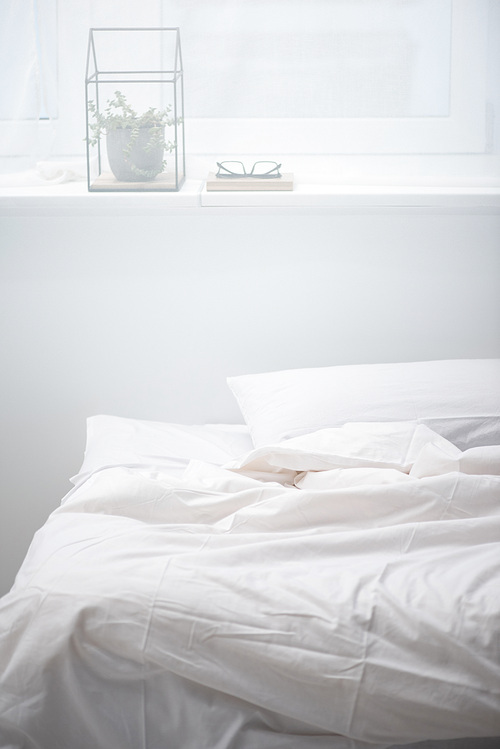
[0,0,162,170]
[0,0,58,167]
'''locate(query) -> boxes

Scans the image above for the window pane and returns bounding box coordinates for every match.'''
[162,0,452,118]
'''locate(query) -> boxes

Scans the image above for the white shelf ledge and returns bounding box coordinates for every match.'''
[201,183,500,209]
[0,179,205,216]
[0,178,499,217]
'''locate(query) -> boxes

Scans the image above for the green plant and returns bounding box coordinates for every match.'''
[87,91,177,179]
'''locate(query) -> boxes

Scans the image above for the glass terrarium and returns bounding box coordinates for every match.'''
[85,28,185,192]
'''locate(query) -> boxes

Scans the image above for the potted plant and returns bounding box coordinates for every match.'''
[87,91,177,182]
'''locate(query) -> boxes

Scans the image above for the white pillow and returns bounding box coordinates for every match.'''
[71,415,252,485]
[227,359,500,449]
[410,443,500,478]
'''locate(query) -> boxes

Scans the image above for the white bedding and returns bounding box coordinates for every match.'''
[72,414,254,484]
[1,421,499,749]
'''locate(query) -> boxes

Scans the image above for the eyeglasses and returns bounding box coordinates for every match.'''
[216,160,282,179]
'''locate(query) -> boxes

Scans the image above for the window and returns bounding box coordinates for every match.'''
[169,0,493,155]
[0,0,498,170]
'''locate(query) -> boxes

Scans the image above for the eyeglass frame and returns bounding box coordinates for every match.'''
[216,160,282,179]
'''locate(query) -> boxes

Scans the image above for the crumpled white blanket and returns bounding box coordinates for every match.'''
[0,422,499,749]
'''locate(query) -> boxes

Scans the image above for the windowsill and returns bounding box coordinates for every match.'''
[201,183,500,208]
[1,177,499,217]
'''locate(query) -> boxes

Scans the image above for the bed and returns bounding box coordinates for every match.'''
[1,358,499,749]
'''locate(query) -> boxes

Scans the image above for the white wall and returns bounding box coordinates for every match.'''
[1,207,500,596]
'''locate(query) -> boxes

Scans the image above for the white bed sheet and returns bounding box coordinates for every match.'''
[0,422,499,749]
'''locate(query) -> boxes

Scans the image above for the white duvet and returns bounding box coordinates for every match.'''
[0,422,499,749]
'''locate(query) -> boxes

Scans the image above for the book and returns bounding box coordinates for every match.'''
[206,172,294,192]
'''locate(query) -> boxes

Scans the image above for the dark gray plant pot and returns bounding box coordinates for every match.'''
[106,127,165,182]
